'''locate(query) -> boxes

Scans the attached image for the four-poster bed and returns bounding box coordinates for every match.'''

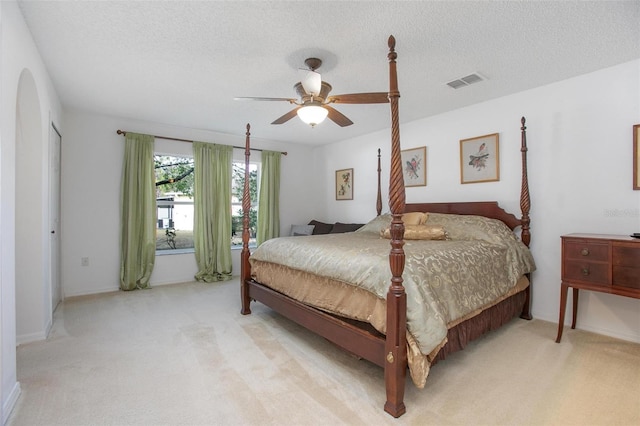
[239,36,534,418]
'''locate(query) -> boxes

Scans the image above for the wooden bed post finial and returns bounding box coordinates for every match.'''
[519,117,533,321]
[384,34,407,419]
[241,123,252,315]
[519,117,531,248]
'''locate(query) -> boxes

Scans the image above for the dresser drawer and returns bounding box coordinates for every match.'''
[563,240,609,262]
[563,260,610,285]
[611,245,640,289]
[613,266,640,289]
[612,245,640,267]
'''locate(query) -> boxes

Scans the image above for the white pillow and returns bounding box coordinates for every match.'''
[290,224,315,236]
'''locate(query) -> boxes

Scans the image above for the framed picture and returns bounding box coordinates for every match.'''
[460,133,500,184]
[401,146,427,187]
[634,124,640,190]
[335,168,353,200]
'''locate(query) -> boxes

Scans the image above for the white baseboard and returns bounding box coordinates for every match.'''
[16,330,47,346]
[63,285,120,299]
[2,381,21,425]
[533,311,640,344]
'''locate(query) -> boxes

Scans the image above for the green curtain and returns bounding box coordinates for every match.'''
[120,132,156,290]
[193,142,233,282]
[256,150,282,245]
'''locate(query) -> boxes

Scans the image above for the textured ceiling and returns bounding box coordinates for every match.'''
[17,1,640,145]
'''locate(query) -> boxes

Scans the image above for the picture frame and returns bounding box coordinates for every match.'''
[634,124,640,190]
[335,168,353,200]
[401,146,427,187]
[460,133,500,184]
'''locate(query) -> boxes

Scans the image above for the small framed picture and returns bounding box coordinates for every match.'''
[401,146,427,187]
[336,168,353,200]
[634,124,639,190]
[460,133,500,184]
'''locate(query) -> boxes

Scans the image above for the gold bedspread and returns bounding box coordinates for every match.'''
[249,213,536,387]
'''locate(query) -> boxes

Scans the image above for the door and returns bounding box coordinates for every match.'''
[49,122,62,313]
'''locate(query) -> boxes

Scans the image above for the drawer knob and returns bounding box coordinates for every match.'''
[582,267,590,276]
[581,248,590,256]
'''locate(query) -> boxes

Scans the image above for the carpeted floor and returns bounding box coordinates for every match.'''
[8,279,640,425]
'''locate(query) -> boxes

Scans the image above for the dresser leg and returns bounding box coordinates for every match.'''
[556,283,569,343]
[571,288,579,329]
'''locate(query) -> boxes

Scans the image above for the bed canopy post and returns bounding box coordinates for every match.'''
[240,123,252,315]
[519,116,533,320]
[519,117,531,247]
[384,35,408,419]
[377,148,383,216]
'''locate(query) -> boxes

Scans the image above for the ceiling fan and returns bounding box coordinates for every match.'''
[234,58,389,127]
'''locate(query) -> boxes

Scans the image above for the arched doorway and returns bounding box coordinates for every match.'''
[15,69,47,341]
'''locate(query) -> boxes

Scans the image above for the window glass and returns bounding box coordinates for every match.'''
[155,155,195,253]
[154,153,259,253]
[231,161,259,248]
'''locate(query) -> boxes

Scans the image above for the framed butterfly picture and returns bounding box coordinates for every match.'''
[401,146,427,187]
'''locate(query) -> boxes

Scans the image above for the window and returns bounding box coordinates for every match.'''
[155,154,195,253]
[231,161,259,248]
[154,152,260,253]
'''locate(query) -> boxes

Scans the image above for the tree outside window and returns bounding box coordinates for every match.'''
[155,155,195,252]
[154,154,259,252]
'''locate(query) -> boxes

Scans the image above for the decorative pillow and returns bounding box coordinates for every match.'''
[307,220,333,235]
[423,213,517,244]
[402,212,428,225]
[355,214,392,234]
[290,224,315,236]
[380,224,448,240]
[330,222,364,233]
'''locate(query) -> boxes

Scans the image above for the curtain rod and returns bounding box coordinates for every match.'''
[116,129,287,155]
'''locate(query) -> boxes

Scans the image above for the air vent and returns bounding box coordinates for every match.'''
[446,72,485,89]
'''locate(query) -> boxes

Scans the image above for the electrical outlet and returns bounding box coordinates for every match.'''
[81,257,89,267]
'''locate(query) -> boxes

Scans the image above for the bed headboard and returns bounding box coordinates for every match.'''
[378,117,531,247]
[404,202,521,230]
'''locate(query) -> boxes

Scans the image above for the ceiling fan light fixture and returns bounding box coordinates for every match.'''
[297,105,328,127]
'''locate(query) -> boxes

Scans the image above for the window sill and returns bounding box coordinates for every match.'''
[156,248,194,256]
[231,244,257,251]
[156,245,256,255]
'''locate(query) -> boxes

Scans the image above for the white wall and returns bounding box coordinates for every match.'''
[61,109,318,296]
[1,0,63,422]
[62,61,640,344]
[316,60,640,343]
[2,5,637,423]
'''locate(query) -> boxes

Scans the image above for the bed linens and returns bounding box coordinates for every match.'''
[249,213,535,379]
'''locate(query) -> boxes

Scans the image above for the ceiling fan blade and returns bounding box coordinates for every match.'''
[326,92,389,104]
[299,69,322,96]
[271,107,301,125]
[325,105,353,127]
[234,97,298,104]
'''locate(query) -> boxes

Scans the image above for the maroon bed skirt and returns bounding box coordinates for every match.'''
[431,290,526,364]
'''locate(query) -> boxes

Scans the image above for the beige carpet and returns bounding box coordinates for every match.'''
[8,279,640,426]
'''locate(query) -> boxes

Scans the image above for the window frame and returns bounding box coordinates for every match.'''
[154,152,195,255]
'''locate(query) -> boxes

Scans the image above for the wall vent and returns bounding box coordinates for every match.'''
[446,72,485,89]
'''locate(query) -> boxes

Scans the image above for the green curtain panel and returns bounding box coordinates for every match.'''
[193,142,233,282]
[120,132,156,290]
[257,150,282,246]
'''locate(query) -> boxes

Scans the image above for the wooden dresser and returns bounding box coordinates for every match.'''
[556,233,640,343]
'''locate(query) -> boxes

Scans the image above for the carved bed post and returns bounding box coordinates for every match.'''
[519,116,533,320]
[384,35,407,418]
[240,123,252,315]
[377,148,383,216]
[519,117,531,247]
